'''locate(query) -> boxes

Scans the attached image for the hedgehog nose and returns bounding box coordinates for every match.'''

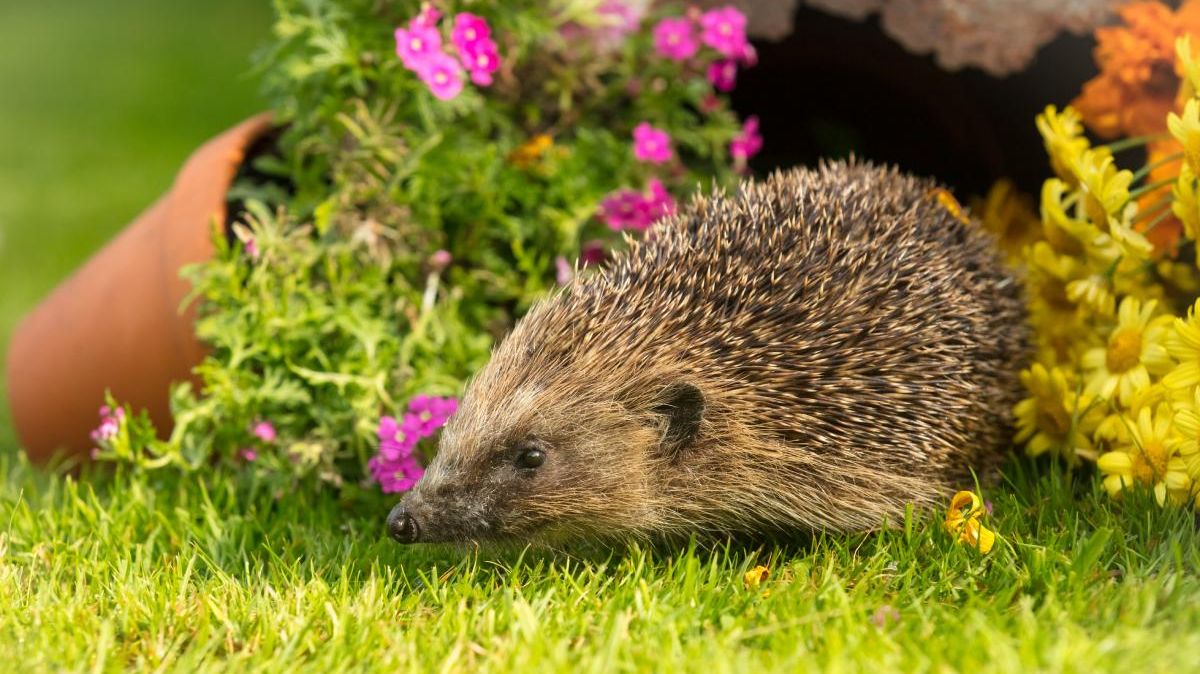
[387,504,419,544]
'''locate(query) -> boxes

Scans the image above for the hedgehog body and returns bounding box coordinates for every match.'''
[388,161,1029,545]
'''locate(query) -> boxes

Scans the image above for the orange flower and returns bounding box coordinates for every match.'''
[1073,1,1200,139]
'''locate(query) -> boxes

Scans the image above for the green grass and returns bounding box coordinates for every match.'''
[2,2,1200,672]
[2,455,1199,672]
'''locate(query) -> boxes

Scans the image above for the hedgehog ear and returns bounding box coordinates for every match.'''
[653,382,705,459]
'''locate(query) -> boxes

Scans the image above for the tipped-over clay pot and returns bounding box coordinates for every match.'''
[5,113,274,463]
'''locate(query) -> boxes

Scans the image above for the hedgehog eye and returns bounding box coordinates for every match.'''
[514,447,546,470]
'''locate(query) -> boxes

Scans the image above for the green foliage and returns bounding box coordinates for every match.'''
[92,0,747,490]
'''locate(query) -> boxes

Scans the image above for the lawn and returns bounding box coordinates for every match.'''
[2,3,1200,673]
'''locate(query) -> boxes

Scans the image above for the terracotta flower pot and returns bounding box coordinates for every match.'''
[5,113,274,463]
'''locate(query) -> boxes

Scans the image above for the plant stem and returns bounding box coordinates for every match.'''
[1104,133,1171,153]
[1130,177,1178,200]
[1131,152,1184,184]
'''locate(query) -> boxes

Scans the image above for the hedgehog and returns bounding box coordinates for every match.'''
[387,160,1029,545]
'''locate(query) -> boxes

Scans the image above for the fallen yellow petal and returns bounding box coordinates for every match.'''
[928,188,972,225]
[944,490,997,554]
[743,565,770,589]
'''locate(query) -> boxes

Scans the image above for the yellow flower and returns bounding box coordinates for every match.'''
[743,565,770,590]
[972,180,1040,261]
[1074,149,1134,229]
[1156,258,1200,299]
[1169,386,1200,477]
[1164,298,1200,389]
[1178,36,1200,104]
[1036,106,1092,185]
[507,134,554,169]
[1066,275,1117,318]
[1097,403,1192,505]
[1015,364,1101,464]
[1172,166,1200,266]
[1041,179,1099,258]
[1095,382,1170,444]
[1168,98,1200,176]
[1083,297,1172,406]
[1109,204,1156,262]
[944,491,996,554]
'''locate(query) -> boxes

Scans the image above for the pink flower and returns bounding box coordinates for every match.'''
[252,421,277,443]
[394,23,443,70]
[90,405,125,443]
[597,0,644,44]
[599,188,647,231]
[632,122,673,164]
[413,3,442,28]
[699,6,748,58]
[653,17,699,61]
[644,178,677,222]
[451,12,491,50]
[598,179,676,231]
[240,448,258,462]
[730,116,763,161]
[463,41,500,86]
[369,396,458,494]
[580,240,609,267]
[451,13,500,87]
[555,256,573,285]
[428,249,452,271]
[244,237,260,259]
[417,52,465,100]
[707,59,738,92]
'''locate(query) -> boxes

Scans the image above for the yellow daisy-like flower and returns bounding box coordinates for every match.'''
[1172,166,1200,263]
[1036,106,1093,186]
[1178,36,1200,107]
[1168,98,1200,177]
[944,491,996,554]
[1066,274,1117,318]
[1109,203,1155,262]
[1095,382,1170,444]
[1156,258,1200,300]
[973,179,1041,261]
[1097,403,1192,505]
[1027,241,1083,314]
[1041,179,1099,258]
[1164,299,1200,390]
[1083,297,1172,406]
[1014,363,1101,464]
[1073,149,1134,229]
[1169,386,1200,477]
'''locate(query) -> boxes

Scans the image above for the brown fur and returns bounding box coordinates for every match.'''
[393,161,1030,544]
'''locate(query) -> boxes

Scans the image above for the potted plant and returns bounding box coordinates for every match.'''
[6,1,761,495]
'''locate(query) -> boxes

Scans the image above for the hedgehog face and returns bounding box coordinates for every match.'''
[386,379,706,545]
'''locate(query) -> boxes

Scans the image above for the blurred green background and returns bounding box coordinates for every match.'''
[0,1,271,449]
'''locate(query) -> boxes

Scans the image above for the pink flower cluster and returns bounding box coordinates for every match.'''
[730,116,763,163]
[368,395,458,493]
[633,122,673,164]
[599,178,677,232]
[652,6,755,92]
[90,405,125,444]
[239,420,277,462]
[394,7,500,100]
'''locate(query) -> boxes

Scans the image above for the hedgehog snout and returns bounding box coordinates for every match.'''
[386,502,420,544]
